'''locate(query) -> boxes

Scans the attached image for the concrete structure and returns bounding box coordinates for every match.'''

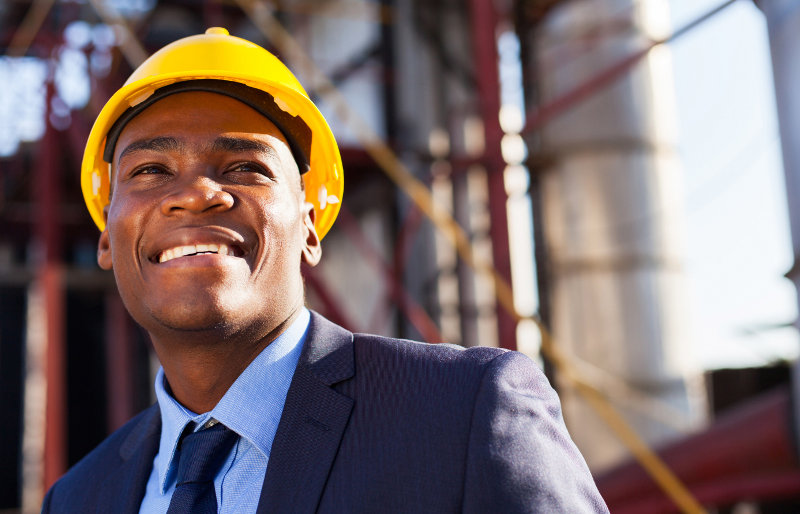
[756,0,800,454]
[529,0,706,470]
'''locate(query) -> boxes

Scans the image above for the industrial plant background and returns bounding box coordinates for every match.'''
[1,0,799,512]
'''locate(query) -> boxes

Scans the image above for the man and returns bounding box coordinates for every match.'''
[42,28,607,513]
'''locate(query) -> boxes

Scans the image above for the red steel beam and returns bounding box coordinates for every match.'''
[381,205,424,336]
[597,386,800,511]
[40,82,66,489]
[364,204,424,336]
[612,471,800,514]
[469,0,517,350]
[336,207,444,343]
[302,265,360,332]
[105,293,135,432]
[393,205,425,283]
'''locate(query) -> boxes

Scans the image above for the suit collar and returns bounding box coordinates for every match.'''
[94,405,161,513]
[257,311,355,513]
[299,310,355,385]
[91,312,353,514]
[118,405,161,460]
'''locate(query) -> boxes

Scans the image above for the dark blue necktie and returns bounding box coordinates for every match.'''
[166,422,239,514]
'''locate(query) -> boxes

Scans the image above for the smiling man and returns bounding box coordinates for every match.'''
[41,29,608,513]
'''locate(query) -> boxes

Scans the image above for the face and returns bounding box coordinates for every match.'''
[98,91,321,340]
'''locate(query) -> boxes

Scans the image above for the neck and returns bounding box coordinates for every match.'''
[152,308,302,413]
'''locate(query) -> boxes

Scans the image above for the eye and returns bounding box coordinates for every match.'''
[224,162,276,184]
[130,164,170,177]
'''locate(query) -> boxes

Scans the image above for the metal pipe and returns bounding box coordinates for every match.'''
[469,0,517,350]
[612,471,800,514]
[521,0,737,136]
[597,387,800,511]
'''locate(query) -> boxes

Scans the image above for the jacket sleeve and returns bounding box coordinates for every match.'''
[461,350,609,513]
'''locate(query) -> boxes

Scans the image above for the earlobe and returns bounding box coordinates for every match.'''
[97,206,113,270]
[301,202,322,267]
[97,229,113,270]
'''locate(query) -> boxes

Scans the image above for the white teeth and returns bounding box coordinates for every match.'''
[157,243,234,263]
[158,249,173,263]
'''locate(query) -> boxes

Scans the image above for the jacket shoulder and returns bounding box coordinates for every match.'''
[346,331,532,406]
[42,405,160,512]
[352,331,508,365]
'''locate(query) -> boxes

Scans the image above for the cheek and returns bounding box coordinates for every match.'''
[268,203,305,246]
[106,191,130,226]
[253,201,305,266]
[108,189,156,227]
[105,197,148,265]
[252,193,299,229]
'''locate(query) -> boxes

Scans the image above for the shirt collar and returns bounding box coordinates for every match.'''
[152,308,310,493]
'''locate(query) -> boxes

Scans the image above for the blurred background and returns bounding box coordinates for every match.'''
[1,0,799,512]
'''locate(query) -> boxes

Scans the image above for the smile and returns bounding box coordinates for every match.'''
[157,243,237,263]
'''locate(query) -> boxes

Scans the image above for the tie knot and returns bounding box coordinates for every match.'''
[175,422,238,486]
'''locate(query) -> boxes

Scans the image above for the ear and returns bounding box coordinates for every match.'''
[301,202,322,267]
[97,206,113,270]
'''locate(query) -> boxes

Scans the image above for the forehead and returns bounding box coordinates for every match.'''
[113,91,291,162]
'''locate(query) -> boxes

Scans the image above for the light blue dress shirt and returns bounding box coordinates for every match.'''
[138,308,310,513]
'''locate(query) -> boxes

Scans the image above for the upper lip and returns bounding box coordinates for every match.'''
[147,226,249,264]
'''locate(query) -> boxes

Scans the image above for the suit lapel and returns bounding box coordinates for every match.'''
[257,312,355,513]
[95,406,161,513]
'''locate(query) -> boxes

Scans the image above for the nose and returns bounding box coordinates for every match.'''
[160,175,234,215]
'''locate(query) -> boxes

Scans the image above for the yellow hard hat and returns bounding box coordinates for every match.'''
[81,27,342,239]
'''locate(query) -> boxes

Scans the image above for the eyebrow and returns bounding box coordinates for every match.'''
[117,136,182,163]
[115,135,280,165]
[210,136,279,158]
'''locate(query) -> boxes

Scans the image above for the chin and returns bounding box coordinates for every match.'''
[142,291,258,335]
[155,310,229,332]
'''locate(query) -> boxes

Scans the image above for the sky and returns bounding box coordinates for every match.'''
[669,0,799,368]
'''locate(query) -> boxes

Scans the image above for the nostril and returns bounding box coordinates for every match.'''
[160,181,234,214]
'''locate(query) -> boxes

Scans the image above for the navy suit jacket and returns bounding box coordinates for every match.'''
[42,311,608,513]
